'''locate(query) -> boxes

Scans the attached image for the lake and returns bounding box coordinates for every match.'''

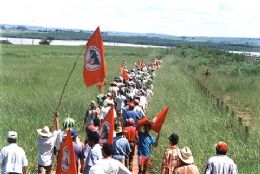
[0,37,167,48]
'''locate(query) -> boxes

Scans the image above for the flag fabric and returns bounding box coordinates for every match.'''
[83,27,106,87]
[99,106,115,144]
[56,130,77,174]
[120,66,129,81]
[152,106,169,133]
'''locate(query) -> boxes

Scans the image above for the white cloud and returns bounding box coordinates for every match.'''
[1,0,260,37]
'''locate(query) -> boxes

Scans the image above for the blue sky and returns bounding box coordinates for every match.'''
[1,0,260,37]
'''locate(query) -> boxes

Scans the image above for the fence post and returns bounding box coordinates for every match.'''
[220,101,224,110]
[217,99,220,109]
[226,105,229,112]
[245,126,249,143]
[238,117,243,125]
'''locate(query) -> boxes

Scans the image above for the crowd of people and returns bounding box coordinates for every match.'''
[0,58,238,174]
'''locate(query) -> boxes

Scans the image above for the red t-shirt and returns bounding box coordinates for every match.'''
[123,126,137,142]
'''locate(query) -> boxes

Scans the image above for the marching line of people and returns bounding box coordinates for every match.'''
[0,58,238,174]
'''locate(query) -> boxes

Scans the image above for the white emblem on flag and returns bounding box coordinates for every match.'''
[61,147,70,172]
[85,46,102,71]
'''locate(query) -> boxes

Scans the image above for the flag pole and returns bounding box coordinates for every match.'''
[55,47,85,113]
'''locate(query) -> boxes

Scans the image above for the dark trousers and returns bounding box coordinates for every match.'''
[125,142,135,171]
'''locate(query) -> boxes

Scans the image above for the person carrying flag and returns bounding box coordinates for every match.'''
[137,121,160,174]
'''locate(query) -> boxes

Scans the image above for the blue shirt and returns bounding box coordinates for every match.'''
[123,110,140,126]
[137,132,156,157]
[113,135,131,158]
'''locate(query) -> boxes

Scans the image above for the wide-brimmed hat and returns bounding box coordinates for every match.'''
[89,100,96,107]
[37,126,52,138]
[178,146,194,164]
[215,141,228,152]
[7,131,18,139]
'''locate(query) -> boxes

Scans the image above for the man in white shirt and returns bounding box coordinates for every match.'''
[37,112,62,174]
[89,143,131,174]
[0,131,28,174]
[204,141,238,174]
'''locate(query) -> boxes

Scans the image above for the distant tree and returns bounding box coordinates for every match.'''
[39,36,55,45]
[0,40,12,44]
[16,26,27,31]
[0,26,6,30]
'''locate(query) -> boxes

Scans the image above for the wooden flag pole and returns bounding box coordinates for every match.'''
[55,47,85,113]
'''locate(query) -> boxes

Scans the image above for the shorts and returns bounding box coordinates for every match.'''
[138,155,150,166]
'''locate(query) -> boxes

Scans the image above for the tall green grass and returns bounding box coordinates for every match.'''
[0,44,163,172]
[148,55,260,174]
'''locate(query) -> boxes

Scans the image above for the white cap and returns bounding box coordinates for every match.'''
[7,131,18,139]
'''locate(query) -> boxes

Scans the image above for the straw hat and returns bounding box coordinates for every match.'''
[37,126,52,138]
[178,146,194,164]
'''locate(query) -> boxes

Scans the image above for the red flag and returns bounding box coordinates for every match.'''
[99,106,115,144]
[56,130,77,174]
[83,27,106,87]
[152,107,169,133]
[120,67,129,81]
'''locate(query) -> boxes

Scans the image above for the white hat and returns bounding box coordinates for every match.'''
[7,131,17,139]
[37,126,52,138]
[178,146,194,164]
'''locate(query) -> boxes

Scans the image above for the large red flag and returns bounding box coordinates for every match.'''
[152,106,169,133]
[83,27,106,87]
[56,130,77,174]
[99,106,115,144]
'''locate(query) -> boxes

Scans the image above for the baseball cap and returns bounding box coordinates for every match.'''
[215,141,228,152]
[71,130,78,138]
[7,131,18,139]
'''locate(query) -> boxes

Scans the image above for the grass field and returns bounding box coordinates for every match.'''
[0,44,163,172]
[0,44,259,173]
[148,54,260,174]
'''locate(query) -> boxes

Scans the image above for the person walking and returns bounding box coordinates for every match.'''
[161,133,181,174]
[123,118,137,171]
[137,122,160,174]
[89,143,131,174]
[71,130,84,174]
[113,126,131,166]
[0,131,28,174]
[36,112,62,174]
[83,131,103,174]
[173,146,199,174]
[84,101,98,127]
[204,141,238,174]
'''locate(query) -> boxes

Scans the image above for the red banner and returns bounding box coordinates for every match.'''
[83,27,106,87]
[152,106,169,133]
[120,66,129,81]
[56,130,77,174]
[99,106,115,144]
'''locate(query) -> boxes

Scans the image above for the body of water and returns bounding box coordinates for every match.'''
[0,37,167,48]
[229,50,260,57]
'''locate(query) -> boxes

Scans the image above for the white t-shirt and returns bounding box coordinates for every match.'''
[0,143,28,174]
[89,157,131,174]
[37,129,62,166]
[115,95,126,112]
